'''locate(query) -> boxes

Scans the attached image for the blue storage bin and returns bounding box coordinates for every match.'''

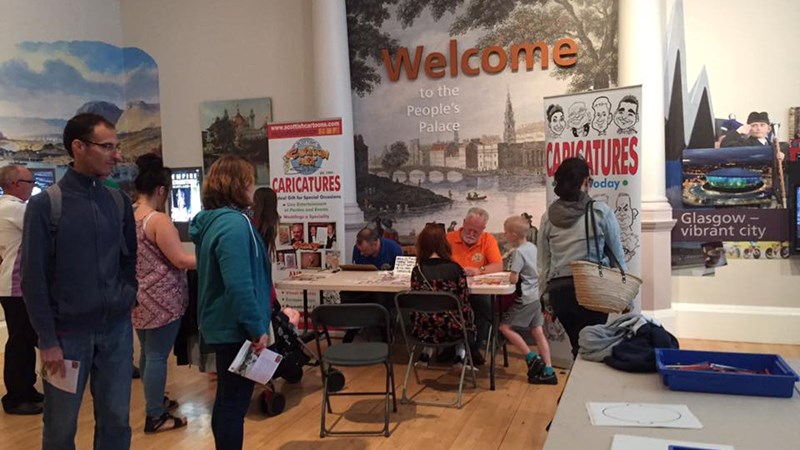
[655,348,799,398]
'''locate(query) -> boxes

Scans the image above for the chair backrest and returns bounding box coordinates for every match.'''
[394,290,461,315]
[312,303,391,331]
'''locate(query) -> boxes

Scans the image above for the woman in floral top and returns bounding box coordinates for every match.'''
[410,223,476,367]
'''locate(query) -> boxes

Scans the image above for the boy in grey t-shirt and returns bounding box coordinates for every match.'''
[500,216,557,385]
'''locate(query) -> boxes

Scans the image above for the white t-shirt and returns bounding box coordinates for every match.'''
[0,195,26,297]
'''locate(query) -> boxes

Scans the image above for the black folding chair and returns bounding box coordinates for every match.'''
[394,290,478,408]
[311,304,397,438]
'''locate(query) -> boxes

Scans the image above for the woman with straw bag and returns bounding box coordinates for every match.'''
[537,157,627,359]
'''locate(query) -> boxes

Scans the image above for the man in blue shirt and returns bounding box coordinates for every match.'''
[351,227,403,270]
[342,227,403,342]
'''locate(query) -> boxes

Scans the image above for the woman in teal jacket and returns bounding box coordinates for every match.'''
[189,155,271,450]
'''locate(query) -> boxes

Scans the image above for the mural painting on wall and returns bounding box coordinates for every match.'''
[664,1,789,276]
[199,97,272,185]
[347,0,619,247]
[0,41,161,196]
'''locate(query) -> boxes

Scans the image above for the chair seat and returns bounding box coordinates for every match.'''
[323,342,389,366]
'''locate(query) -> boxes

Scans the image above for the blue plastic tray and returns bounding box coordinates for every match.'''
[656,348,799,398]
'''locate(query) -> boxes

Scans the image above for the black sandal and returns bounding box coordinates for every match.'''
[144,412,187,434]
[163,396,179,411]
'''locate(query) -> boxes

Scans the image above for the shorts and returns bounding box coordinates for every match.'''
[502,299,544,329]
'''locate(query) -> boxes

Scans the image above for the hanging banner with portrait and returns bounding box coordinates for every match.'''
[543,85,643,280]
[268,119,346,322]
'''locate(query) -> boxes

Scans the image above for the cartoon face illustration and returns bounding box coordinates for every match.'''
[567,101,591,137]
[614,193,639,230]
[614,95,639,133]
[591,96,613,135]
[546,104,566,138]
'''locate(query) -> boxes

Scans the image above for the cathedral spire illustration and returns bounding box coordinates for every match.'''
[503,87,516,144]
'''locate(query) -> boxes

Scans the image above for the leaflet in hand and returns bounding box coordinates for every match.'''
[228,341,283,384]
[42,359,80,394]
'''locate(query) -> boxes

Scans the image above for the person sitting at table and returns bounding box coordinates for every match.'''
[410,223,476,369]
[340,227,404,342]
[446,207,503,365]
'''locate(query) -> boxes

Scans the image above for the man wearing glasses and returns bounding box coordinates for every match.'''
[22,113,137,449]
[446,207,503,364]
[0,165,41,416]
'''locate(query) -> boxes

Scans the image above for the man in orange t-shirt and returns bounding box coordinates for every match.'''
[446,207,503,364]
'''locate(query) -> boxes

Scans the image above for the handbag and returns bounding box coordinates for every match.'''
[570,200,642,314]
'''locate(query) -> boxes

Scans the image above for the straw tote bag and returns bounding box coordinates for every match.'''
[570,201,642,314]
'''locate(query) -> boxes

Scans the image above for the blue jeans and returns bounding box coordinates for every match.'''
[43,317,133,450]
[136,319,181,418]
[211,343,255,450]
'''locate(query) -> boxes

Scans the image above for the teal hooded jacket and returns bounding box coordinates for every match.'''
[190,208,271,344]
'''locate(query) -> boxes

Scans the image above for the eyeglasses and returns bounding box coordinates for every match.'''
[83,140,122,152]
[16,179,35,184]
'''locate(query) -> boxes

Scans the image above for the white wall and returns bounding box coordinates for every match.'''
[120,0,315,170]
[668,0,800,344]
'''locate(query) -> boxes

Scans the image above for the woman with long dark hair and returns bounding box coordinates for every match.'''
[410,223,476,368]
[537,157,626,358]
[131,154,195,433]
[252,187,279,259]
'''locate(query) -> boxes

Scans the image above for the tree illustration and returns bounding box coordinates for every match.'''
[382,140,410,170]
[348,0,617,94]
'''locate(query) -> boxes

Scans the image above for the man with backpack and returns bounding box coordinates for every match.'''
[22,113,138,449]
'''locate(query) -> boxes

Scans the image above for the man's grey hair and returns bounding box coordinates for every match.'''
[0,165,21,188]
[465,207,489,224]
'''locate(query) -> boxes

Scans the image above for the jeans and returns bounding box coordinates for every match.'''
[43,316,133,450]
[136,319,181,418]
[0,297,39,411]
[211,342,255,450]
[548,279,608,358]
[469,294,492,348]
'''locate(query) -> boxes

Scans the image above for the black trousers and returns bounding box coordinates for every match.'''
[0,297,39,410]
[547,279,608,359]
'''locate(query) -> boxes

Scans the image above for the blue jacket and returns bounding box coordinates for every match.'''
[22,167,137,349]
[190,208,271,344]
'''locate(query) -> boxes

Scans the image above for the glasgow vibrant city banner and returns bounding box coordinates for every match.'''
[347,0,619,241]
[268,119,346,322]
[544,85,643,288]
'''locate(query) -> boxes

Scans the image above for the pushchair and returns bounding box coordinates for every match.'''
[259,302,345,416]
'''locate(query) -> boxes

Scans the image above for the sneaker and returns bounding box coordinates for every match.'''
[529,369,558,385]
[526,355,545,379]
[453,355,479,372]
[414,352,430,368]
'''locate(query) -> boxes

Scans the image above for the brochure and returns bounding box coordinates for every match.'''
[42,359,80,394]
[228,341,283,384]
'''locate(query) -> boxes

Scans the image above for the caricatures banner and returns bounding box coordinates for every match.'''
[268,119,346,320]
[543,86,643,280]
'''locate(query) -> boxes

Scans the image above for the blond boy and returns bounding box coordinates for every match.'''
[501,216,556,384]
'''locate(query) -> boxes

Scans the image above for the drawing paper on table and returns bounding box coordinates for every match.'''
[42,359,80,394]
[610,434,734,450]
[586,402,702,429]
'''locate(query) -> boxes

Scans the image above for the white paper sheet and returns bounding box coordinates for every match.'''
[42,359,80,394]
[586,402,702,429]
[610,434,735,450]
[228,341,283,385]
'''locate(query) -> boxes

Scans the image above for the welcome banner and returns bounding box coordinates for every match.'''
[347,0,619,238]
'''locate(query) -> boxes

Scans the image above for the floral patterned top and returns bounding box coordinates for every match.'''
[131,212,188,329]
[410,258,476,344]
